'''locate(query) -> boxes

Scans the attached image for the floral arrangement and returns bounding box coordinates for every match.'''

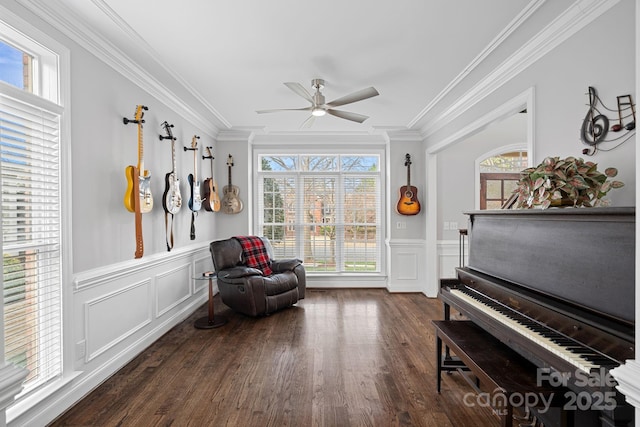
[513,156,624,209]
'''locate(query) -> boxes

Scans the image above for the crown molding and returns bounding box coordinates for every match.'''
[417,0,621,139]
[16,0,227,137]
[408,0,545,128]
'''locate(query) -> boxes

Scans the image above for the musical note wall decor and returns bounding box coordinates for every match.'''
[580,86,635,156]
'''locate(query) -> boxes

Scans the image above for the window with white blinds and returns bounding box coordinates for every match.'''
[257,153,382,274]
[1,92,62,393]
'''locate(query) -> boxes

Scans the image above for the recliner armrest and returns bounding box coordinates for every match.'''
[271,258,303,273]
[218,266,263,279]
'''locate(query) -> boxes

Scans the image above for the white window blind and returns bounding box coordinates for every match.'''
[0,92,62,393]
[257,153,382,274]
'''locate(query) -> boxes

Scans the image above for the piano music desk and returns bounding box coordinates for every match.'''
[433,320,572,427]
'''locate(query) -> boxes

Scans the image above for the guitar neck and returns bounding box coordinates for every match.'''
[138,123,144,172]
[171,138,177,174]
[193,150,197,181]
[406,163,411,187]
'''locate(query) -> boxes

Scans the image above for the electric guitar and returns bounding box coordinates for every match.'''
[396,153,421,215]
[202,147,221,212]
[160,121,182,215]
[221,154,243,214]
[124,105,153,214]
[186,135,202,212]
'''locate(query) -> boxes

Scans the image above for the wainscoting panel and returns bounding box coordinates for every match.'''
[437,240,468,279]
[156,264,192,318]
[193,254,216,294]
[387,239,426,293]
[61,243,211,427]
[85,279,152,362]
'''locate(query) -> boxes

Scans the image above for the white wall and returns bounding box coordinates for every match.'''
[0,1,227,425]
[0,0,636,424]
[422,0,636,296]
[70,48,219,271]
[437,113,527,241]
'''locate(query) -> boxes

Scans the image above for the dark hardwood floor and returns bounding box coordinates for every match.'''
[50,289,498,427]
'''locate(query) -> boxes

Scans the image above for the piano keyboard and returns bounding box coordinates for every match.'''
[449,287,618,374]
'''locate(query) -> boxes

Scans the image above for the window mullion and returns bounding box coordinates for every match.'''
[335,174,344,272]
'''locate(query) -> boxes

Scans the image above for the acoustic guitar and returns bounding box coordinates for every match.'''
[160,121,182,215]
[202,147,221,212]
[221,154,243,214]
[396,153,421,215]
[124,105,153,214]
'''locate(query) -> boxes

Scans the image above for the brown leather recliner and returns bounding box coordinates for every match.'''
[209,237,306,316]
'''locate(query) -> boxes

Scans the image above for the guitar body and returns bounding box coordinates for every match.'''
[222,184,243,214]
[188,174,202,212]
[396,185,421,215]
[124,166,153,213]
[202,177,221,212]
[123,105,149,259]
[138,170,153,213]
[124,165,136,213]
[397,153,421,216]
[162,172,182,215]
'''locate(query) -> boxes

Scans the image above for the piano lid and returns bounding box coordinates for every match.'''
[463,207,635,325]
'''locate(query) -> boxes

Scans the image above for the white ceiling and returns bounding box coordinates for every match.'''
[54,0,532,133]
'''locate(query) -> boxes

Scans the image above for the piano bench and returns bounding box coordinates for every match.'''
[432,320,573,427]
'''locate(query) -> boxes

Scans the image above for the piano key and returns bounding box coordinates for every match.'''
[448,287,617,374]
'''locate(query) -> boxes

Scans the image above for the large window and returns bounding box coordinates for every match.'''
[1,13,65,407]
[257,152,382,274]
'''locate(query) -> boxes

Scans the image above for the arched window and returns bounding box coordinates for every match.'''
[477,148,527,209]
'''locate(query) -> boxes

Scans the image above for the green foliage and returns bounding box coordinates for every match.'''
[513,156,624,209]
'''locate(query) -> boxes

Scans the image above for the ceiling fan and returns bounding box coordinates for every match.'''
[256,79,379,128]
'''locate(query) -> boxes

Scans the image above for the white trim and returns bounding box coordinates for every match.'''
[425,90,533,298]
[610,361,640,408]
[10,296,205,427]
[84,279,153,362]
[155,263,192,318]
[0,8,73,424]
[418,0,620,138]
[307,276,387,289]
[474,142,528,210]
[425,152,439,297]
[252,147,388,277]
[408,0,544,128]
[427,88,535,154]
[16,0,224,137]
[0,5,63,104]
[73,243,210,291]
[0,364,28,411]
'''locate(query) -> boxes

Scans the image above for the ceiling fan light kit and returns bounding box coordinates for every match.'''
[257,78,379,127]
[311,107,326,117]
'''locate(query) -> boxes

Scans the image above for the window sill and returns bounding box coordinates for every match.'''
[7,370,82,425]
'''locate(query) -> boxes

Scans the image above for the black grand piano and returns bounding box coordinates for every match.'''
[439,207,635,427]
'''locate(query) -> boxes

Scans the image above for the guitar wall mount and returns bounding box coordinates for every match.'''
[183,135,200,151]
[202,146,214,161]
[159,121,176,141]
[123,105,148,125]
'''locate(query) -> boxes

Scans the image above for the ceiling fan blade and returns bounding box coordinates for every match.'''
[284,82,314,104]
[327,109,369,123]
[256,107,312,114]
[326,87,379,108]
[300,115,316,129]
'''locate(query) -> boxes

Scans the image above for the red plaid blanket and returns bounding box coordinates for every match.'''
[234,236,273,276]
